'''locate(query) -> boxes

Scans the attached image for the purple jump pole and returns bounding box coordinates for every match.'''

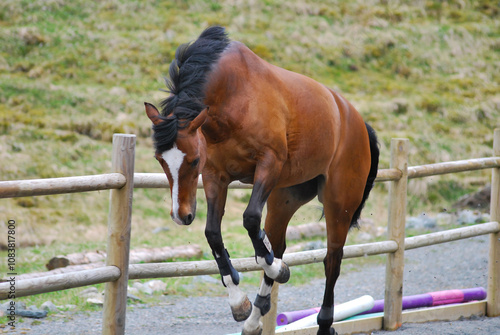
[403,293,434,309]
[429,289,464,306]
[461,287,487,302]
[430,287,486,306]
[276,307,321,326]
[359,294,432,315]
[358,287,486,315]
[365,299,384,314]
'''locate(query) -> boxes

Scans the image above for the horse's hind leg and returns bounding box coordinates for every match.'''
[243,183,318,335]
[316,177,367,335]
[317,209,350,335]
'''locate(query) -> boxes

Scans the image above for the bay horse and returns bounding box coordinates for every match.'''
[144,26,379,335]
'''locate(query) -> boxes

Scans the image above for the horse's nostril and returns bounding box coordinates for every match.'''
[186,213,194,224]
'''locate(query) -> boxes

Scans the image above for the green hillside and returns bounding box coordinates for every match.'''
[1,0,499,254]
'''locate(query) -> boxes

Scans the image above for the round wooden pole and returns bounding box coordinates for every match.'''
[0,266,120,299]
[132,169,404,188]
[262,281,279,335]
[487,128,500,317]
[383,138,409,330]
[102,134,136,335]
[0,173,125,198]
[126,241,400,280]
[408,157,500,179]
[405,221,500,250]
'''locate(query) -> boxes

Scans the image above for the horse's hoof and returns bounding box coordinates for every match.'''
[241,328,262,335]
[274,260,290,284]
[231,295,252,321]
[241,322,263,335]
[316,328,337,335]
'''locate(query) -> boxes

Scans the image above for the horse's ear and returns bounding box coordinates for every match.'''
[144,102,162,125]
[188,107,208,133]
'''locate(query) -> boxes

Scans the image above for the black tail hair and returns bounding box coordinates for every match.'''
[350,123,380,228]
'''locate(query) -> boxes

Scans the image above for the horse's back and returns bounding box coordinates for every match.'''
[205,42,370,187]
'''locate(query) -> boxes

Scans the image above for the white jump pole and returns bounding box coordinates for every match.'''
[275,295,374,332]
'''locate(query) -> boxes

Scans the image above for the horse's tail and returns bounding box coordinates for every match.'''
[350,122,380,228]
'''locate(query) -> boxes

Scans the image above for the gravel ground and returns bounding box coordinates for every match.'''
[4,235,499,334]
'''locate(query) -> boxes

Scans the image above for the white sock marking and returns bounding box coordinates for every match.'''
[162,144,186,225]
[256,256,283,279]
[243,277,273,333]
[223,275,247,308]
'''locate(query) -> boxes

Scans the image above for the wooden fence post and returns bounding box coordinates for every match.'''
[262,282,279,335]
[383,138,408,330]
[487,128,500,317]
[103,134,136,335]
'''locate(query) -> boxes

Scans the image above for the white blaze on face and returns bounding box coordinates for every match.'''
[162,144,186,224]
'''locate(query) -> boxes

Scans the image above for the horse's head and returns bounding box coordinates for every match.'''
[144,103,208,226]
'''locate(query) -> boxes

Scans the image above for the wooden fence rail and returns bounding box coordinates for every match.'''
[0,173,126,198]
[404,221,500,250]
[2,221,498,300]
[0,129,499,335]
[133,168,403,189]
[408,157,500,179]
[0,266,120,300]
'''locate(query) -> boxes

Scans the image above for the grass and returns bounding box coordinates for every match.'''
[0,0,499,321]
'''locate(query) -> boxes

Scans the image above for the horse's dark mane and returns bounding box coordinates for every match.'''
[152,26,230,152]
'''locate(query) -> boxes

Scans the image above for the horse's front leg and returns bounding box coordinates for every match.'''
[242,274,274,335]
[204,179,252,321]
[243,181,290,284]
[242,165,291,335]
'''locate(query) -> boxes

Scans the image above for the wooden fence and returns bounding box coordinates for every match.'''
[0,129,499,335]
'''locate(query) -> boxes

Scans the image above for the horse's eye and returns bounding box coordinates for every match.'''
[191,158,200,168]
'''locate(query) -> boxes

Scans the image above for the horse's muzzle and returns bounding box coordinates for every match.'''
[172,212,194,226]
[173,201,196,226]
